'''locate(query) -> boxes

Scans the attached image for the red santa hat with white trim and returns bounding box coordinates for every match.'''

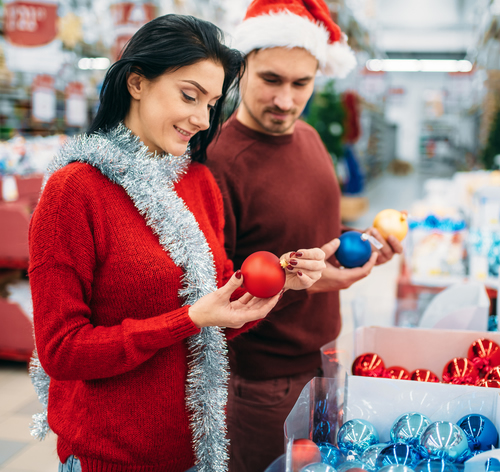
[233,0,357,78]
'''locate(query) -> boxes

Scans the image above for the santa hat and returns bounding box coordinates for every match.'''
[233,0,357,78]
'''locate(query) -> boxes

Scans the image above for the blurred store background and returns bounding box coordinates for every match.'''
[2,0,500,470]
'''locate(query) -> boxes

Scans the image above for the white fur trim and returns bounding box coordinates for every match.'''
[233,10,357,78]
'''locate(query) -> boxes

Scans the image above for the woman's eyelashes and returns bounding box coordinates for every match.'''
[182,90,196,102]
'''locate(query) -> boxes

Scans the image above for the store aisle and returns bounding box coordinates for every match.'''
[0,170,428,472]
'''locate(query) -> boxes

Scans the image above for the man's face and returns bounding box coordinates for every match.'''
[237,47,318,135]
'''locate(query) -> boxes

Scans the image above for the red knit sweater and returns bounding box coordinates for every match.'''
[29,161,250,472]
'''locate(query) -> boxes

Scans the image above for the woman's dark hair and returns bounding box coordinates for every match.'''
[87,14,244,163]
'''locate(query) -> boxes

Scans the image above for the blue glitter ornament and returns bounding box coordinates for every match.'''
[300,463,337,472]
[419,422,470,463]
[377,465,415,472]
[318,442,345,468]
[456,414,499,451]
[361,443,389,471]
[391,413,432,446]
[376,443,420,469]
[335,231,372,268]
[338,419,380,456]
[486,458,500,472]
[413,459,457,472]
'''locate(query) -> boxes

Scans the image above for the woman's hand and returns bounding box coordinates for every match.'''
[279,247,327,292]
[188,271,281,329]
[364,227,404,265]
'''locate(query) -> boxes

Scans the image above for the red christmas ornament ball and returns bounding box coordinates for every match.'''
[410,369,440,383]
[486,366,500,381]
[386,366,410,380]
[240,251,286,298]
[352,353,386,377]
[442,357,479,385]
[468,338,500,374]
[477,379,500,388]
[291,438,321,472]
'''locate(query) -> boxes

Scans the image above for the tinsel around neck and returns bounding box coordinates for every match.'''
[30,123,230,472]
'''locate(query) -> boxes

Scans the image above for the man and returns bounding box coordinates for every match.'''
[206,1,403,470]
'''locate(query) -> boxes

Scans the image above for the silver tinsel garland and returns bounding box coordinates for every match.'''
[29,123,230,472]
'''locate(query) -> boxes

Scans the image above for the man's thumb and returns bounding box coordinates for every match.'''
[321,238,340,259]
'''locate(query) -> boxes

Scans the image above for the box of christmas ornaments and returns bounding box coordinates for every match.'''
[279,328,500,472]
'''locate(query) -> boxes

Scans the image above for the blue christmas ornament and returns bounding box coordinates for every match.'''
[391,413,432,446]
[414,459,458,472]
[300,463,336,472]
[456,414,499,451]
[419,422,470,463]
[377,465,415,472]
[335,231,372,268]
[337,419,380,456]
[361,443,388,471]
[485,458,500,472]
[376,443,420,469]
[318,442,345,468]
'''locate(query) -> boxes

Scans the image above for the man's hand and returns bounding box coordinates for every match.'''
[364,227,404,265]
[306,237,378,294]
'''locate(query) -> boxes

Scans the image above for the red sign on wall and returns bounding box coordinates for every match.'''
[110,2,156,60]
[4,0,58,47]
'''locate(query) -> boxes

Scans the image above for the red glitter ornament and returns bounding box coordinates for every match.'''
[477,379,500,388]
[386,366,410,380]
[352,353,386,377]
[410,369,440,383]
[486,366,500,381]
[468,338,500,375]
[442,357,479,385]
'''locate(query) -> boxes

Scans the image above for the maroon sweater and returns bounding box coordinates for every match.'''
[207,116,342,380]
[29,161,251,472]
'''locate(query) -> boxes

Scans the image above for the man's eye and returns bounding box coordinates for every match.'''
[182,91,196,101]
[263,78,278,84]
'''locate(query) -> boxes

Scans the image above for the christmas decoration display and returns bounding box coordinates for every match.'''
[337,419,380,456]
[352,338,500,386]
[335,231,372,268]
[456,414,499,451]
[240,251,285,298]
[373,209,409,242]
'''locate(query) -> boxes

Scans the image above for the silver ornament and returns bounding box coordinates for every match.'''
[390,413,431,446]
[419,422,470,463]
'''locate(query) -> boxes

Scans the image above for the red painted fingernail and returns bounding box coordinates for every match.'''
[290,252,296,258]
[295,252,303,257]
[287,265,294,271]
[235,270,242,279]
[289,259,298,266]
[297,271,303,276]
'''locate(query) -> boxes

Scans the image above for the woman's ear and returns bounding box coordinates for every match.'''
[126,72,144,100]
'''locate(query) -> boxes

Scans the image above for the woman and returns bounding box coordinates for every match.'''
[28,14,326,472]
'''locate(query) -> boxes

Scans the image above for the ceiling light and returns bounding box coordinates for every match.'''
[366,59,473,73]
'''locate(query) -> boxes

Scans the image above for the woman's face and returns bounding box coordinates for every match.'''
[124,59,224,156]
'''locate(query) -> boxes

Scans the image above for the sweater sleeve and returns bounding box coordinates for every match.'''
[29,167,200,381]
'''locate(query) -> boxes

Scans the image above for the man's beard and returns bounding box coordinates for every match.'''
[243,102,297,135]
